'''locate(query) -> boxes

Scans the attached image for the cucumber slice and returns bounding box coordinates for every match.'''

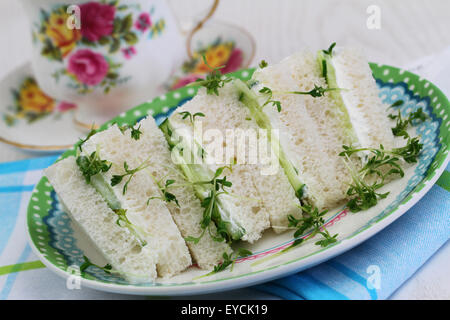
[233,79,305,199]
[317,51,359,146]
[160,118,245,241]
[90,174,121,211]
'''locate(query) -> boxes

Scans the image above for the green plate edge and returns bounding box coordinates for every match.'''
[26,65,450,286]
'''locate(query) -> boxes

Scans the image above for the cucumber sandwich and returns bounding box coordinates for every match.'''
[45,121,233,283]
[44,44,415,282]
[250,45,395,209]
[161,83,302,240]
[45,125,194,282]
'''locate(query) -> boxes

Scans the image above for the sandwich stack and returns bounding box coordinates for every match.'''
[45,45,400,282]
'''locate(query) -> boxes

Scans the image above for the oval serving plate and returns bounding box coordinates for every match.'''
[26,65,450,296]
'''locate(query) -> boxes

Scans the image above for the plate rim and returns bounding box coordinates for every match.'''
[0,62,77,152]
[26,64,450,295]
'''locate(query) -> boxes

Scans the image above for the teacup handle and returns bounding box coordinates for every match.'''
[167,0,220,58]
[185,0,220,58]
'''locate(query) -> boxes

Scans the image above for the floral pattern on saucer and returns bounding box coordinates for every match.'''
[0,63,82,150]
[3,76,76,126]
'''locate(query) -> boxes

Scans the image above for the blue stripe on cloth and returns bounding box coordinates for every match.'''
[0,185,35,193]
[0,156,59,299]
[0,156,58,175]
[0,192,25,257]
[0,244,32,300]
[0,172,26,188]
[301,261,373,299]
[274,273,349,300]
[255,168,450,300]
[326,260,378,299]
[256,283,304,300]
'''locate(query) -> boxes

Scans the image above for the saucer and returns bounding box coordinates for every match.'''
[0,63,81,152]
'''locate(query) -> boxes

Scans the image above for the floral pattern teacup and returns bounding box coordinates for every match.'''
[20,0,216,126]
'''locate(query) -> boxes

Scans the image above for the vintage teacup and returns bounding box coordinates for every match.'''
[20,0,219,127]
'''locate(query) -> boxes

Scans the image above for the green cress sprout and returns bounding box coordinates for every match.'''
[80,255,113,274]
[259,60,268,68]
[117,123,143,141]
[147,179,180,207]
[322,42,336,56]
[113,209,148,247]
[191,55,233,96]
[286,204,338,249]
[76,150,111,183]
[389,107,428,139]
[178,111,205,124]
[184,165,236,244]
[111,158,151,195]
[77,127,97,151]
[195,248,252,279]
[339,138,423,212]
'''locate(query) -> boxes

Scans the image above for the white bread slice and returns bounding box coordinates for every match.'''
[253,50,351,209]
[123,116,233,269]
[171,84,301,237]
[331,47,395,149]
[45,157,158,283]
[81,126,192,278]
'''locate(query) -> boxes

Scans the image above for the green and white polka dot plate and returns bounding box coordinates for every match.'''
[26,65,450,296]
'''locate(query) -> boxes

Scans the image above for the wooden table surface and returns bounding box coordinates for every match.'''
[0,0,448,299]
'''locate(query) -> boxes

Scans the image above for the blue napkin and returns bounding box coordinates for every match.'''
[0,155,59,300]
[257,163,450,300]
[0,156,448,299]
